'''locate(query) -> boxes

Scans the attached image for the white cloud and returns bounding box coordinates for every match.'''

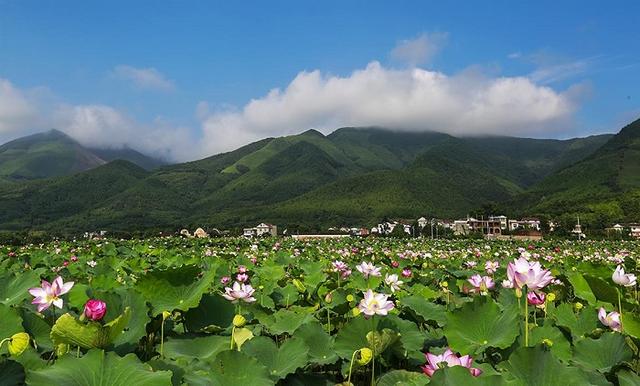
[53,104,193,161]
[200,61,581,155]
[0,79,42,138]
[391,32,448,66]
[112,65,175,91]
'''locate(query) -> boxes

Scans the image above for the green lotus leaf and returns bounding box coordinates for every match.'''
[19,309,53,352]
[50,307,131,349]
[259,308,313,335]
[334,316,374,360]
[443,296,519,354]
[572,333,633,373]
[526,323,572,361]
[0,303,23,355]
[621,313,640,339]
[0,269,45,306]
[0,359,26,386]
[135,265,217,315]
[183,294,235,332]
[399,295,447,326]
[163,335,228,360]
[208,350,273,386]
[232,327,254,349]
[293,321,338,365]
[567,273,597,305]
[243,336,309,380]
[503,345,594,386]
[366,328,399,356]
[429,365,504,386]
[26,349,172,386]
[376,369,429,386]
[550,303,598,338]
[617,369,640,386]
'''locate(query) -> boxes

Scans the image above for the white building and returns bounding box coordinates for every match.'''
[489,215,508,230]
[508,218,541,232]
[243,223,277,237]
[629,224,640,238]
[417,217,428,229]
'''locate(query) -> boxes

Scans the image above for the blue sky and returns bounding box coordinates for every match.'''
[1,1,639,160]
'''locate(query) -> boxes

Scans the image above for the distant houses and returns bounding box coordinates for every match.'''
[243,223,278,237]
[606,223,640,239]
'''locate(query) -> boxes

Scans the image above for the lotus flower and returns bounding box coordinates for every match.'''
[612,266,637,287]
[28,276,74,312]
[527,291,546,306]
[84,299,107,321]
[598,307,621,332]
[485,261,499,274]
[358,289,394,317]
[222,281,256,303]
[332,260,348,272]
[421,348,482,377]
[506,257,553,290]
[467,274,495,294]
[356,262,381,278]
[401,268,412,278]
[384,274,403,293]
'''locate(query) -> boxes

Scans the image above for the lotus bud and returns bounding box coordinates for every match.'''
[7,333,30,356]
[324,292,333,303]
[357,348,373,365]
[83,299,107,321]
[233,314,246,327]
[515,288,522,298]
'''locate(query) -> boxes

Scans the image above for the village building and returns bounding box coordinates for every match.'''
[508,218,541,232]
[243,223,278,237]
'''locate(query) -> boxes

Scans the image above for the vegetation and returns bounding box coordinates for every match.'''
[0,126,617,234]
[0,237,638,384]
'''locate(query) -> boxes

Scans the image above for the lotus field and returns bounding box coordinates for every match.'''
[1,238,640,385]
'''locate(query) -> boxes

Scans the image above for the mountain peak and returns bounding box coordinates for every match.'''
[299,129,325,138]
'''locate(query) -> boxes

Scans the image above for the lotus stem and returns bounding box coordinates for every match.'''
[327,308,331,333]
[618,289,623,331]
[347,349,359,385]
[524,300,529,347]
[230,326,235,350]
[160,319,165,357]
[371,316,375,386]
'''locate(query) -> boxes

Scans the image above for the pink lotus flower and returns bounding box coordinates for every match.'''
[236,273,249,282]
[220,276,231,285]
[598,307,621,332]
[506,257,553,290]
[358,289,394,318]
[356,262,381,278]
[527,291,546,306]
[84,299,107,321]
[421,348,482,377]
[237,265,248,274]
[28,276,74,312]
[484,261,499,274]
[467,274,495,294]
[401,268,412,278]
[331,260,348,272]
[70,255,78,262]
[222,281,256,303]
[612,266,637,287]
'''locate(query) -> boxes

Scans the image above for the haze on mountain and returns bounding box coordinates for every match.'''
[2,119,637,234]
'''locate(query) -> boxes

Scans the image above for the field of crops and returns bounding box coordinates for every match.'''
[0,237,639,385]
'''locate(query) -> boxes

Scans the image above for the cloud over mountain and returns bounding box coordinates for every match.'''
[200,61,581,154]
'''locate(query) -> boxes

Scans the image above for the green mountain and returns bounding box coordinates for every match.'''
[0,129,164,183]
[515,118,640,227]
[0,126,616,233]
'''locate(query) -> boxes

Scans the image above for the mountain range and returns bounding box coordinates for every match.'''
[0,129,164,183]
[1,119,639,234]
